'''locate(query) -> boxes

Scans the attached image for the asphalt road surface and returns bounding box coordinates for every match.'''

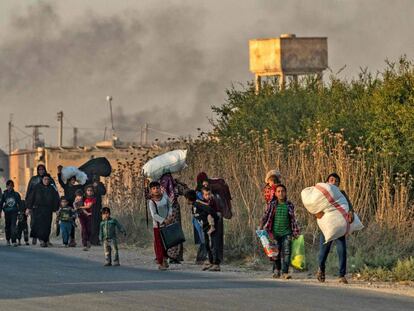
[0,245,413,311]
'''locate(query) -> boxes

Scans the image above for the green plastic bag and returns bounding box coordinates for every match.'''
[291,235,306,270]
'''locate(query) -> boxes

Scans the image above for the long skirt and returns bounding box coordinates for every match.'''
[30,207,53,242]
[167,202,184,261]
[153,228,167,265]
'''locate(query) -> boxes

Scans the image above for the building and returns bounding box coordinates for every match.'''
[9,141,162,195]
[0,149,9,189]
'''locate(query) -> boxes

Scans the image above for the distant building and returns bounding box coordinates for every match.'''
[9,141,162,196]
[0,149,9,189]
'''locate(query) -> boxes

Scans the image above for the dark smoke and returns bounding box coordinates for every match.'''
[0,1,413,148]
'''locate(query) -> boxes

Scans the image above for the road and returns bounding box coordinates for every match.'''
[0,245,413,311]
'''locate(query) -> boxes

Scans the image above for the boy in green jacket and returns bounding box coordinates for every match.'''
[100,207,126,266]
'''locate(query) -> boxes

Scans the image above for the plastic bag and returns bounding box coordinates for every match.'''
[290,235,306,270]
[256,230,278,258]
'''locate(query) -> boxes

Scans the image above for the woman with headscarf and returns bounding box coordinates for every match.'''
[26,175,60,247]
[196,172,233,263]
[159,173,184,263]
[25,164,57,245]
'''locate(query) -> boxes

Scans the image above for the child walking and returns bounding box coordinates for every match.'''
[0,180,22,247]
[148,181,173,270]
[100,207,126,266]
[185,188,221,272]
[78,185,95,251]
[17,200,29,246]
[57,197,76,247]
[260,184,300,279]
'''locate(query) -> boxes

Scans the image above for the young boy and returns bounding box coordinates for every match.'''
[0,180,22,247]
[56,197,76,247]
[316,173,354,284]
[185,188,220,272]
[148,181,173,270]
[16,200,29,246]
[260,184,300,279]
[100,207,126,266]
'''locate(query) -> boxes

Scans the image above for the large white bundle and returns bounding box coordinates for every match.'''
[143,150,187,181]
[301,183,364,243]
[318,211,364,242]
[61,166,88,185]
[301,183,349,214]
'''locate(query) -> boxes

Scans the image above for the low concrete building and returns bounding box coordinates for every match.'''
[9,142,161,196]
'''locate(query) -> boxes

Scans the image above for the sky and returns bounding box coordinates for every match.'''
[0,0,413,149]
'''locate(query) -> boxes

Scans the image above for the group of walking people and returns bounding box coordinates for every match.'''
[1,163,354,282]
[0,164,108,250]
[259,170,354,283]
[147,172,232,272]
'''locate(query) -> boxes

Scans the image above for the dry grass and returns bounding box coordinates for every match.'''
[104,129,414,278]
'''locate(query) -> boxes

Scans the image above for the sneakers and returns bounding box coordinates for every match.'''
[202,263,213,271]
[209,264,221,272]
[282,273,292,280]
[316,269,325,283]
[64,244,69,248]
[40,242,48,248]
[338,276,349,284]
[13,243,18,247]
[272,270,281,279]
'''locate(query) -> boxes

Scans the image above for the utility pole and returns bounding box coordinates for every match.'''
[143,123,149,145]
[8,114,13,155]
[106,96,115,138]
[25,125,49,149]
[57,111,63,147]
[73,127,78,147]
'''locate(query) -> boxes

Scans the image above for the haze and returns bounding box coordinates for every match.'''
[0,0,413,149]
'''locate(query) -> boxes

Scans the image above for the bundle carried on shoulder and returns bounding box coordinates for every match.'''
[301,183,364,243]
[143,150,187,181]
[61,166,88,185]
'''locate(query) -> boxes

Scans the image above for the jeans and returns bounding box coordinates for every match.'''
[60,222,73,245]
[104,238,119,264]
[273,234,292,274]
[5,211,18,243]
[318,234,347,277]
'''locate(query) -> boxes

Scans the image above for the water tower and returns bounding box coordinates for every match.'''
[249,34,328,92]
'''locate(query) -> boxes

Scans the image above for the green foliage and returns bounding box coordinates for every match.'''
[212,56,414,172]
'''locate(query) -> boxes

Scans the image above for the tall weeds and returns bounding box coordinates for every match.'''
[106,129,414,269]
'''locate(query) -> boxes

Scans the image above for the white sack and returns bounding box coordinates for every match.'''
[61,166,88,185]
[301,183,364,243]
[301,183,349,214]
[143,150,187,181]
